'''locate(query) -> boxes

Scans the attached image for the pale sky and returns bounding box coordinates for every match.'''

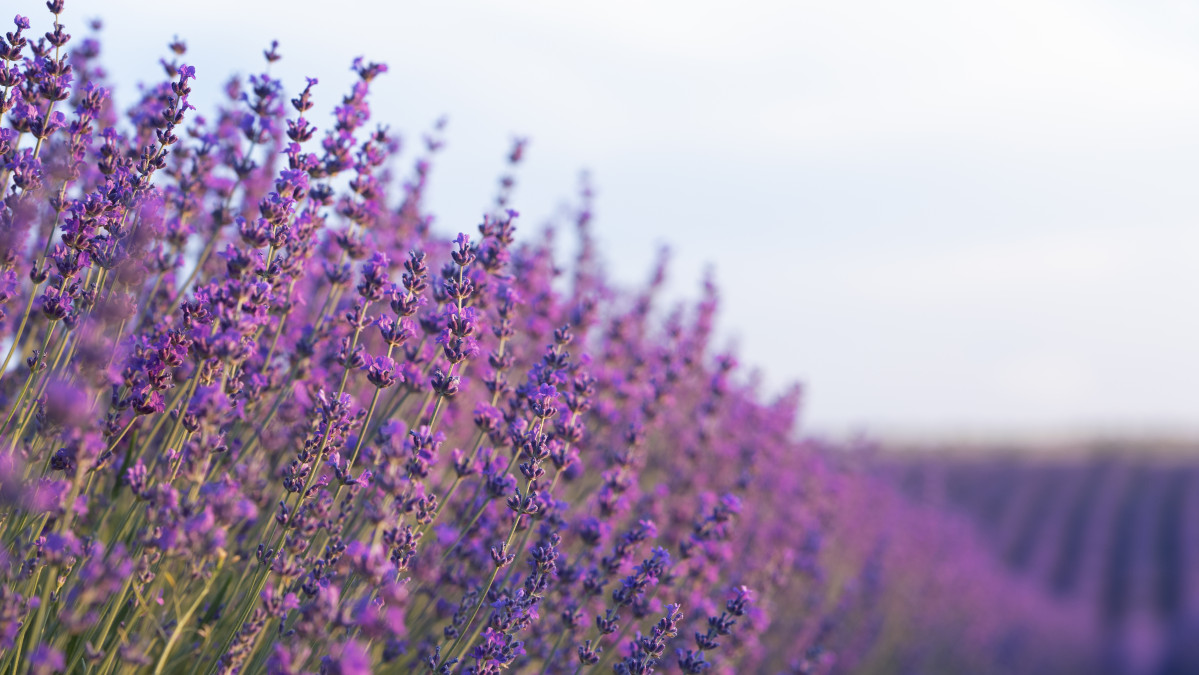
[52,0,1199,440]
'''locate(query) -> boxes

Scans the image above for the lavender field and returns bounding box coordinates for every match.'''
[0,2,1191,674]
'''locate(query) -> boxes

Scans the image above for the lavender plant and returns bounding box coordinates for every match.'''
[0,4,789,673]
[0,4,1118,675]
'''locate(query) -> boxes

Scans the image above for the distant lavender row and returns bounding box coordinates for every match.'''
[880,447,1199,675]
[0,3,1101,674]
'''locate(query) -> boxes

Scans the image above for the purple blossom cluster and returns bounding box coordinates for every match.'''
[0,4,1118,675]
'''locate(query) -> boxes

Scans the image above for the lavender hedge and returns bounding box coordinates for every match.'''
[0,4,1104,674]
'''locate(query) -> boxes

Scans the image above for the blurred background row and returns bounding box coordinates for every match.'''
[871,442,1199,674]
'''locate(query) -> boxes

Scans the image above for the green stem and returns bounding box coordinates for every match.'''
[153,554,225,675]
[540,629,570,675]
[0,281,39,377]
[1,321,56,438]
[440,515,522,668]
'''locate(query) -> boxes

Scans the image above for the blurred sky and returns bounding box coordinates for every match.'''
[49,0,1199,440]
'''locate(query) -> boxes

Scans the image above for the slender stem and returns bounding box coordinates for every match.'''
[1,320,57,440]
[153,554,225,675]
[441,515,522,668]
[179,137,261,297]
[25,564,58,666]
[540,629,570,675]
[177,235,218,297]
[0,281,39,377]
[590,620,635,674]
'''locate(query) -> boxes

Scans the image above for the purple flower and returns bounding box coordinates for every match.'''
[39,531,81,565]
[366,355,399,389]
[28,645,63,675]
[319,639,371,675]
